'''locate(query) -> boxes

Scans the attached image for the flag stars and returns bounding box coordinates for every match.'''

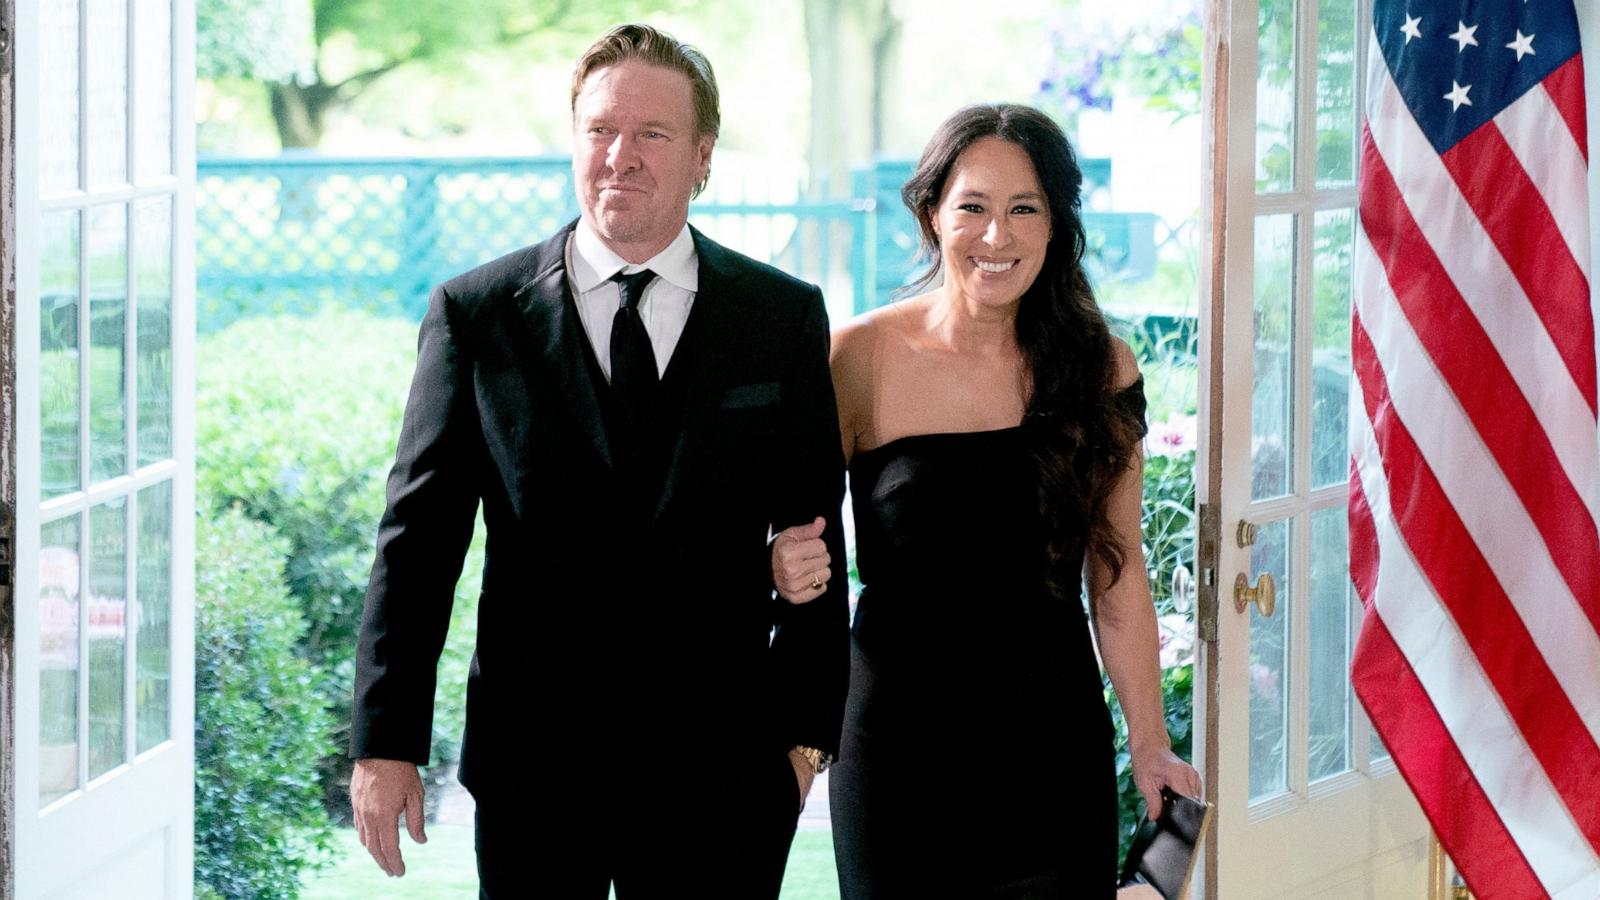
[1400,14,1422,43]
[1450,21,1479,52]
[1444,80,1472,110]
[1506,30,1536,61]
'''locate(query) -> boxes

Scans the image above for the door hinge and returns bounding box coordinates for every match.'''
[0,499,13,642]
[0,0,11,75]
[1196,501,1220,642]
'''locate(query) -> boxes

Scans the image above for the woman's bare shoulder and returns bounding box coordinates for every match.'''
[1110,335,1141,390]
[832,295,930,367]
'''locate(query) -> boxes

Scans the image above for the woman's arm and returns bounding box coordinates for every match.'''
[1088,341,1202,817]
[830,315,875,465]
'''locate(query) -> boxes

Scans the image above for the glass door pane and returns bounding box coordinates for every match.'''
[1315,0,1357,187]
[1256,0,1298,191]
[1311,209,1352,489]
[41,212,81,499]
[136,198,174,466]
[1252,214,1295,501]
[40,0,81,193]
[87,499,128,779]
[87,204,129,484]
[134,0,174,179]
[1308,507,1352,782]
[1248,517,1292,802]
[39,515,83,808]
[136,481,173,752]
[86,0,129,187]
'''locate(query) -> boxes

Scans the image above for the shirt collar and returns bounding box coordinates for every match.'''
[571,220,698,294]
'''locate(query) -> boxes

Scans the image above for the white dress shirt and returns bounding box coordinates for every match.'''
[566,220,698,381]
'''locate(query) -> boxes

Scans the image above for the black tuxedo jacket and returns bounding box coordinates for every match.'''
[350,220,850,795]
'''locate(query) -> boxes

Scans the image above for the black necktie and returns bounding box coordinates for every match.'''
[610,269,659,434]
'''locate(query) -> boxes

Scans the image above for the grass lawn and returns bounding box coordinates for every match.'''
[303,826,841,900]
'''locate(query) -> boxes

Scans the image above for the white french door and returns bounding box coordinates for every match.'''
[12,0,195,895]
[1195,0,1430,895]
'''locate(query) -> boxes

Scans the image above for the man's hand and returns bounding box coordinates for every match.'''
[786,748,818,812]
[772,517,831,604]
[351,757,427,876]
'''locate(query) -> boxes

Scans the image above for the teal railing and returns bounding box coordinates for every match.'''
[197,155,1159,334]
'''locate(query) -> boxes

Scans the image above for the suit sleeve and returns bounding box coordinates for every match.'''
[767,285,851,757]
[350,285,483,764]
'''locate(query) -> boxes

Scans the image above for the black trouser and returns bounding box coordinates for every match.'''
[475,749,801,899]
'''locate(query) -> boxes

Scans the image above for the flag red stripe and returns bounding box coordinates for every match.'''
[1358,128,1600,635]
[1350,610,1548,900]
[1348,456,1378,606]
[1352,312,1600,850]
[1542,54,1589,162]
[1439,125,1596,410]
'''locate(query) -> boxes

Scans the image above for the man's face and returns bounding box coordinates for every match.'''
[572,60,714,261]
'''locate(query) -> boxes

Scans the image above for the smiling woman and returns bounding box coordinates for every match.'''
[784,103,1200,899]
[929,138,1052,309]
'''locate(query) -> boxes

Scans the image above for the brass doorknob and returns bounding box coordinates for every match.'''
[1234,571,1276,617]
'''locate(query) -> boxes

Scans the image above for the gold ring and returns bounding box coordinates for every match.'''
[811,573,824,590]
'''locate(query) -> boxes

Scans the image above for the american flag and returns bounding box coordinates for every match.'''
[1350,2,1600,898]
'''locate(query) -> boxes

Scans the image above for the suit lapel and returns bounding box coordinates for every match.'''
[513,221,614,470]
[651,228,743,522]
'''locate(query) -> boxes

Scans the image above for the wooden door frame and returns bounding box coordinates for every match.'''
[1,0,18,890]
[1195,0,1228,895]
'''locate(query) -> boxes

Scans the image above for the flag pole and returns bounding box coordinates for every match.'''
[1428,831,1447,900]
[1429,832,1474,898]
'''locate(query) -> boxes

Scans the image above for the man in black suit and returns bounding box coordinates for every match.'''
[347,24,849,899]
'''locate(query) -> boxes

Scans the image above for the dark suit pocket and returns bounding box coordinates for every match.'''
[720,381,782,410]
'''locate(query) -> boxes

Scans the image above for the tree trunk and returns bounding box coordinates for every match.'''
[868,2,901,156]
[802,0,904,311]
[268,79,339,149]
[802,0,903,196]
[803,0,854,200]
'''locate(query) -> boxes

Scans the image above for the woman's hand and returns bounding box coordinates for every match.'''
[1131,744,1203,820]
[772,517,831,604]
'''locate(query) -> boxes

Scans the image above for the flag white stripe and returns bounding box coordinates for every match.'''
[1351,383,1600,897]
[1496,83,1592,281]
[1365,39,1600,527]
[1354,229,1600,744]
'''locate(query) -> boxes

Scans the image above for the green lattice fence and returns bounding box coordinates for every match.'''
[197,157,586,331]
[197,155,1159,334]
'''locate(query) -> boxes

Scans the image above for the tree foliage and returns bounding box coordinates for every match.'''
[1035,8,1203,133]
[198,0,695,147]
[197,0,313,82]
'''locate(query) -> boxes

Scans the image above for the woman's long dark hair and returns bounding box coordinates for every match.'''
[901,103,1143,601]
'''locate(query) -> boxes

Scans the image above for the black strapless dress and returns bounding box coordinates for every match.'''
[830,384,1145,899]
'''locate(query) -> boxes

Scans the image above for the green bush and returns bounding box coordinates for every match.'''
[1113,314,1200,867]
[195,508,336,899]
[196,309,484,816]
[1107,662,1195,868]
[1099,444,1198,868]
[1141,451,1197,610]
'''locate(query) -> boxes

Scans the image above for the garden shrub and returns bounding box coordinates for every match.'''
[194,508,335,898]
[1114,315,1200,865]
[196,309,483,817]
[1107,660,1195,868]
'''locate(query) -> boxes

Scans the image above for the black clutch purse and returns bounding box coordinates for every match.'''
[1117,788,1214,900]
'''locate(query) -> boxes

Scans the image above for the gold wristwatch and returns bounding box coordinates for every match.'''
[791,745,834,774]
